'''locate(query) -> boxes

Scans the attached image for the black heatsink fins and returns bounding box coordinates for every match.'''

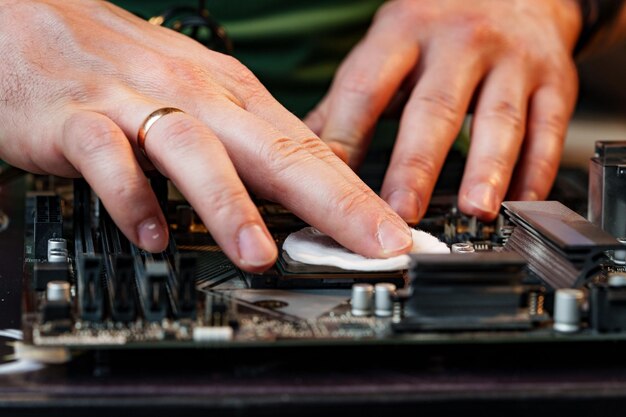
[502,201,622,289]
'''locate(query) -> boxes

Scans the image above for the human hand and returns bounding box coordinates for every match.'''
[0,0,413,272]
[305,0,582,222]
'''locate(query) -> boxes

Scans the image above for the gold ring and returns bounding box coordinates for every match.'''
[137,107,185,155]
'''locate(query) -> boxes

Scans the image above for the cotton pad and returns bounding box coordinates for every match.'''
[282,227,449,271]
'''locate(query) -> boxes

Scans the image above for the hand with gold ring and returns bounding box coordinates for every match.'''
[0,0,413,272]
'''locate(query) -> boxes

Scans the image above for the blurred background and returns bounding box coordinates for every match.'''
[564,41,626,168]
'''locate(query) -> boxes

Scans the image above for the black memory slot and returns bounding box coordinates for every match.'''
[131,245,169,322]
[173,253,197,319]
[100,210,136,322]
[73,180,104,321]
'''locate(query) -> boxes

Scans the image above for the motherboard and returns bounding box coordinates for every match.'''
[3,142,626,363]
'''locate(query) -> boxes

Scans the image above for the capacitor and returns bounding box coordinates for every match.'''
[48,250,67,263]
[608,272,626,287]
[553,288,584,333]
[351,283,374,316]
[374,283,396,317]
[451,242,475,254]
[47,238,68,263]
[46,280,71,303]
[47,238,67,254]
[614,237,626,265]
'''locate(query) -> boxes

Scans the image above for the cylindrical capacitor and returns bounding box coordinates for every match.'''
[374,283,396,317]
[451,242,475,254]
[609,272,626,287]
[47,238,68,263]
[351,283,374,316]
[48,249,68,263]
[553,288,584,333]
[46,280,71,303]
[614,237,626,265]
[47,238,67,254]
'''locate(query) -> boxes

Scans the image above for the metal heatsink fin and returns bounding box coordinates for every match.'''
[502,201,622,288]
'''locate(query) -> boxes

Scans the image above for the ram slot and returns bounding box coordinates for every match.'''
[100,210,136,322]
[73,179,104,321]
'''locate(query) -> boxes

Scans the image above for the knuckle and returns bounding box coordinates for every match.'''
[225,59,267,104]
[65,115,122,157]
[484,100,524,133]
[476,155,510,182]
[219,54,247,73]
[202,186,251,219]
[396,151,439,180]
[263,136,313,175]
[509,44,536,65]
[530,157,557,183]
[336,69,377,100]
[163,58,207,86]
[299,137,336,160]
[531,113,567,141]
[159,59,226,102]
[458,16,505,49]
[410,90,461,128]
[332,187,373,217]
[548,60,578,90]
[108,175,147,207]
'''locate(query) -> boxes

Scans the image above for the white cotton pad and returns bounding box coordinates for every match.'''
[282,227,449,272]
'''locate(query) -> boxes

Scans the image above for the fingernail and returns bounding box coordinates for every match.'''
[387,190,421,224]
[138,217,168,253]
[465,183,498,215]
[238,224,277,267]
[519,190,539,201]
[377,220,413,255]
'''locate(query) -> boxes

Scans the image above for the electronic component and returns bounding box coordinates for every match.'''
[8,164,626,363]
[33,262,69,291]
[374,283,396,317]
[46,280,70,303]
[553,289,584,332]
[395,252,534,332]
[590,272,626,332]
[589,140,626,239]
[250,251,405,289]
[451,242,475,253]
[502,201,623,289]
[30,194,63,259]
[42,281,72,323]
[351,283,374,316]
[47,238,68,262]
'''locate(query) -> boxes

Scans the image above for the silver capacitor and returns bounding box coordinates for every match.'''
[553,288,584,333]
[46,280,71,303]
[608,272,626,287]
[47,238,68,263]
[48,250,68,263]
[374,283,396,317]
[351,283,374,316]
[451,242,475,254]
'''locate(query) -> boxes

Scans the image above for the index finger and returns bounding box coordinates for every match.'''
[198,102,414,259]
